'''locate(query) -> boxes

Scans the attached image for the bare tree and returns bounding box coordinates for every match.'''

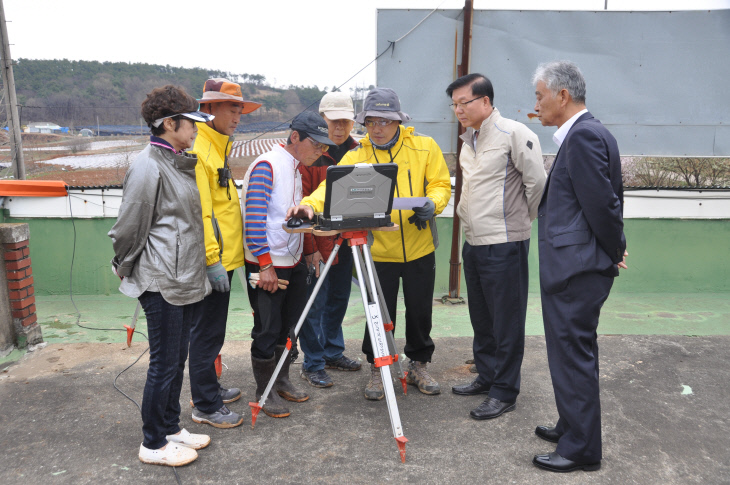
[625,157,730,187]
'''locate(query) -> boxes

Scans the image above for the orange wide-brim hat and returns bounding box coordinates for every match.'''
[198,78,262,114]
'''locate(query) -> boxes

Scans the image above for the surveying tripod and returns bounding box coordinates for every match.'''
[248,225,409,463]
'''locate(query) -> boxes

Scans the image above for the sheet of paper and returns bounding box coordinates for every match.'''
[392,197,429,211]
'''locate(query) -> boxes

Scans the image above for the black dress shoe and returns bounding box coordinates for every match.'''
[469,396,515,420]
[535,425,560,443]
[532,452,601,473]
[452,379,490,395]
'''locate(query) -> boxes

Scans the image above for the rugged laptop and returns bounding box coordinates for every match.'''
[314,163,398,231]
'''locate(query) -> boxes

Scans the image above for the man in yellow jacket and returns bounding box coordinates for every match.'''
[188,79,261,429]
[287,88,451,400]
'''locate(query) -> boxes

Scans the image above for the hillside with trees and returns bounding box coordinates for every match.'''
[3,59,327,127]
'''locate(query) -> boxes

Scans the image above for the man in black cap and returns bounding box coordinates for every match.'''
[240,111,336,418]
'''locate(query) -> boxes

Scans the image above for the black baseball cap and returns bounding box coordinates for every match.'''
[290,111,337,146]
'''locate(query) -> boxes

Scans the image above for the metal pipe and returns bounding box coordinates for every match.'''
[448,0,473,299]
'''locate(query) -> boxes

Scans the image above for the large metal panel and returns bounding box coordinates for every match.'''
[376,9,730,156]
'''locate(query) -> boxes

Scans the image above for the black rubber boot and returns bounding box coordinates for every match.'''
[275,345,309,403]
[251,355,290,418]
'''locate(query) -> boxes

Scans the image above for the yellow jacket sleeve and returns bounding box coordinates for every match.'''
[301,178,326,213]
[193,141,222,266]
[300,149,359,212]
[423,137,452,215]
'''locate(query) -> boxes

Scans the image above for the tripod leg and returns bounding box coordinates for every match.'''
[358,244,407,394]
[351,243,408,463]
[368,250,407,393]
[249,241,343,428]
[124,301,141,347]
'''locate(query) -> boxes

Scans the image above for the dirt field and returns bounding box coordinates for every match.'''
[23,155,258,186]
[3,132,458,186]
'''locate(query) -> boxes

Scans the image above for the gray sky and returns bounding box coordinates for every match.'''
[5,0,730,93]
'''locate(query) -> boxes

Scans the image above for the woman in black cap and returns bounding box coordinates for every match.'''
[109,85,214,467]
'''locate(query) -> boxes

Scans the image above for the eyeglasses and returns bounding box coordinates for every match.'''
[449,95,486,110]
[363,119,396,128]
[306,137,329,152]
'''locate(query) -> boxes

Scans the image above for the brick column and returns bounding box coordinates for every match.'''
[0,223,42,350]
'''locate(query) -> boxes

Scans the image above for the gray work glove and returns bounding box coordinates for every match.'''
[206,261,230,292]
[408,199,435,230]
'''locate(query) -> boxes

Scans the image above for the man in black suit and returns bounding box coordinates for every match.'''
[531,61,628,473]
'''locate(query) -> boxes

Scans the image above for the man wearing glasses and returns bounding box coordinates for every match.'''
[287,88,451,401]
[241,111,336,418]
[446,74,546,420]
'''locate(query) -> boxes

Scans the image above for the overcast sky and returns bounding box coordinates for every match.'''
[5,0,729,93]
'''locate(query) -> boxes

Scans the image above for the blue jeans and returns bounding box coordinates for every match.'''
[300,247,353,372]
[139,291,202,450]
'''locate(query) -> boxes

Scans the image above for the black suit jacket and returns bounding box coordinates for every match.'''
[537,112,626,294]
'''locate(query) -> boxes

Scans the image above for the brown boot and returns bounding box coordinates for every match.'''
[251,355,290,418]
[364,364,384,401]
[406,360,441,395]
[275,345,309,402]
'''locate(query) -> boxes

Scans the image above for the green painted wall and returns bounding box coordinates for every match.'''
[1,216,249,296]
[433,218,730,295]
[3,216,729,295]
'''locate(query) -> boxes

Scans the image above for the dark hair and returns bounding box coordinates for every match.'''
[286,130,307,146]
[141,85,198,136]
[445,73,494,106]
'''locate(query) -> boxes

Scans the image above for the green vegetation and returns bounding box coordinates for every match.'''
[5,59,327,126]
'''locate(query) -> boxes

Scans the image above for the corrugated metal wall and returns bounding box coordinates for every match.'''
[376,9,730,156]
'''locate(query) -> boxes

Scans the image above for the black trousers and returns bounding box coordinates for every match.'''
[463,240,529,403]
[541,271,614,463]
[362,251,436,364]
[188,271,232,414]
[139,291,201,449]
[246,261,307,360]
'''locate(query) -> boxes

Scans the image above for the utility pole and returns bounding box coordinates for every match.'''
[0,0,24,179]
[446,0,473,301]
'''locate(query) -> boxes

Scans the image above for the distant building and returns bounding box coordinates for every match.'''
[28,122,62,134]
[79,128,94,137]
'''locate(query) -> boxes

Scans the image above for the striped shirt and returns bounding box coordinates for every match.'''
[244,161,274,257]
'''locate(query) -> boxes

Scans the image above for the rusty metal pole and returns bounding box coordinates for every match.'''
[447,0,473,300]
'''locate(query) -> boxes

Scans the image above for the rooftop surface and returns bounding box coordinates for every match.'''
[1,291,729,484]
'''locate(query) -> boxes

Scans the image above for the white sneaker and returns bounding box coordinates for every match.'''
[166,428,211,450]
[138,442,198,467]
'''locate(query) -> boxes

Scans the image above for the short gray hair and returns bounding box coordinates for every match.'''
[532,61,586,104]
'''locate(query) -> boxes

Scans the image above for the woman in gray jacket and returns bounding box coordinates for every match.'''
[109,85,214,467]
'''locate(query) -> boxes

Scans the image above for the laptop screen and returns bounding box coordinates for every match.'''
[323,163,398,219]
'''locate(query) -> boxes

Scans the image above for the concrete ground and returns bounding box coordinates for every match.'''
[1,292,729,484]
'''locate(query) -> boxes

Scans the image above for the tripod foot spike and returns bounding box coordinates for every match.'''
[395,436,408,463]
[249,402,262,428]
[400,377,407,395]
[124,325,134,347]
[214,354,222,379]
